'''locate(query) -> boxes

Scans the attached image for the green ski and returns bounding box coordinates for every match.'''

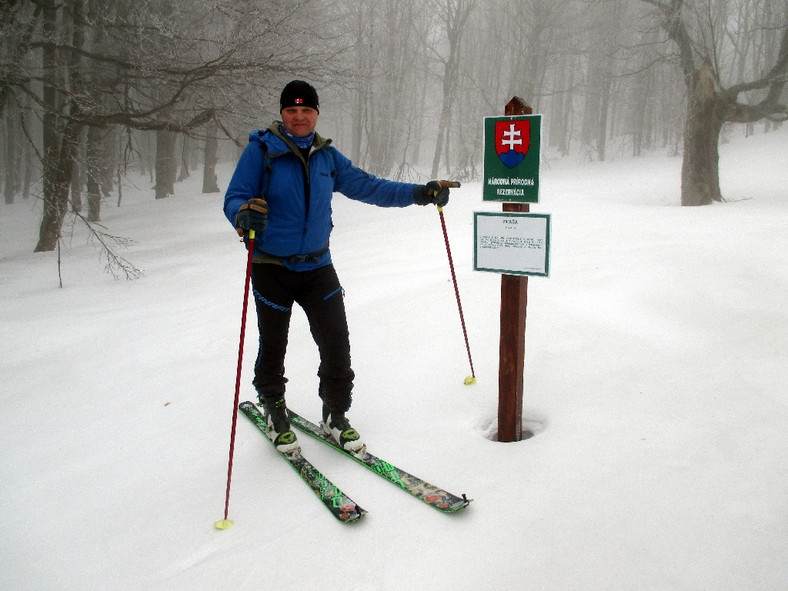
[239,401,366,523]
[288,409,471,513]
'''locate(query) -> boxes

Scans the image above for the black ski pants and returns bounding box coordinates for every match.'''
[250,262,354,412]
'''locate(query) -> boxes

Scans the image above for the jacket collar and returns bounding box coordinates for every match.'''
[267,121,331,153]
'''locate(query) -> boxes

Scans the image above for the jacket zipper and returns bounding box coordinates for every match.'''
[301,149,311,234]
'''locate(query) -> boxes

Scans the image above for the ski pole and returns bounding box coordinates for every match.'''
[215,228,256,530]
[434,181,476,385]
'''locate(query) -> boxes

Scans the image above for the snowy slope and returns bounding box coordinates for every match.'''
[1,128,786,590]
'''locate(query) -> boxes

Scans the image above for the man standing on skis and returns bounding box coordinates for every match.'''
[223,80,452,455]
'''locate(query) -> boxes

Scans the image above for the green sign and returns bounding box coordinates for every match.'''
[483,115,541,203]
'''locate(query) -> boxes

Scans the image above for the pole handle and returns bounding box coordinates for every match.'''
[433,180,461,201]
[433,181,460,210]
[436,180,461,190]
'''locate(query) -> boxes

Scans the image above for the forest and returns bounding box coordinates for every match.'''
[1,0,786,253]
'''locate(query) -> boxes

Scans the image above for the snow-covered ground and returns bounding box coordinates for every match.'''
[1,128,786,590]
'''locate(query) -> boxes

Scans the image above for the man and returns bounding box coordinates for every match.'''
[224,80,451,455]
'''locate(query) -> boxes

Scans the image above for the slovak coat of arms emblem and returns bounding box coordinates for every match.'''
[495,120,531,168]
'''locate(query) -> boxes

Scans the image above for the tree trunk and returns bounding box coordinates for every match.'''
[35,0,87,252]
[4,107,20,205]
[597,76,611,162]
[35,118,82,251]
[431,44,459,179]
[177,134,190,182]
[86,124,102,221]
[70,130,83,212]
[202,121,220,193]
[36,0,61,251]
[680,61,724,206]
[155,129,177,199]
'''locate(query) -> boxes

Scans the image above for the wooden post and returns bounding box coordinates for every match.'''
[498,96,533,443]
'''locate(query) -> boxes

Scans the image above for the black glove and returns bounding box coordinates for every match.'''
[413,180,451,207]
[235,198,268,237]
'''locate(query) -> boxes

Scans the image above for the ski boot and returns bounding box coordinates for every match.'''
[259,397,299,454]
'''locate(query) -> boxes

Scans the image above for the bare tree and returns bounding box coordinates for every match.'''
[429,0,478,179]
[580,0,626,161]
[642,0,788,205]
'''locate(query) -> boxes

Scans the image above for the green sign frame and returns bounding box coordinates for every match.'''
[483,114,541,203]
[474,211,551,277]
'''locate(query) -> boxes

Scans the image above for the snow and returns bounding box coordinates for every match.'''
[1,129,786,590]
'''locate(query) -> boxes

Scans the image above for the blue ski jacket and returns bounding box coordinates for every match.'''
[224,123,419,271]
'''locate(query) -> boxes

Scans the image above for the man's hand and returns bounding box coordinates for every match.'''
[413,180,459,207]
[235,198,268,237]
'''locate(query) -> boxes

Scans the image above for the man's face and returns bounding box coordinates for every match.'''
[281,106,319,138]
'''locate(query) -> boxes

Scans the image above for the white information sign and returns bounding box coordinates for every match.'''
[474,212,551,277]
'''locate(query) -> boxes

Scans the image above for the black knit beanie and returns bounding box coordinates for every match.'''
[280,80,320,113]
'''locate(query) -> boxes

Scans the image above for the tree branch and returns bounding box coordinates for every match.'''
[726,26,788,100]
[71,208,143,280]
